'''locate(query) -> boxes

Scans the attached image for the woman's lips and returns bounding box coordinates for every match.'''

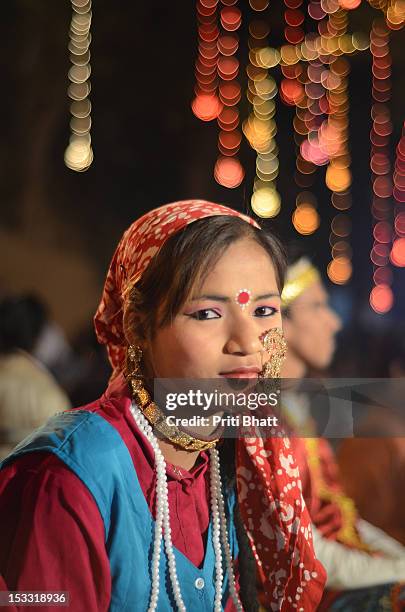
[219,367,260,379]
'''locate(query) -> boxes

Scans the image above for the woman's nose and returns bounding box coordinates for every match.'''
[224,320,264,355]
[329,307,342,333]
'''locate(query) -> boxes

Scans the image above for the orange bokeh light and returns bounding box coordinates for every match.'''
[391,237,405,266]
[280,79,304,105]
[327,256,352,285]
[325,165,352,192]
[218,34,239,56]
[338,0,361,9]
[218,107,239,130]
[214,156,244,188]
[370,284,393,313]
[292,204,320,235]
[191,94,223,121]
[220,6,242,31]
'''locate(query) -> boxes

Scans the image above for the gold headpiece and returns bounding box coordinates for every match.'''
[281,257,320,309]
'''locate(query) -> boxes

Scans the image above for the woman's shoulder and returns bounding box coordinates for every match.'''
[0,401,130,489]
[0,449,94,507]
[0,449,108,595]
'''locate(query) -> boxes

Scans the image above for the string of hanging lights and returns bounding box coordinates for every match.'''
[369,19,394,313]
[64,0,93,172]
[191,0,244,188]
[244,4,281,218]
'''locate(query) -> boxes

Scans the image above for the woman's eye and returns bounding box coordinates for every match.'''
[189,309,221,320]
[255,306,278,317]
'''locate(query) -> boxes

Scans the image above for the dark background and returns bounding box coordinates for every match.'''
[1,0,404,341]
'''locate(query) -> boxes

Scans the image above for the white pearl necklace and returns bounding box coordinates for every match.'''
[130,402,243,612]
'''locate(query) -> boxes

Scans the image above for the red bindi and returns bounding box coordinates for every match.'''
[235,289,252,309]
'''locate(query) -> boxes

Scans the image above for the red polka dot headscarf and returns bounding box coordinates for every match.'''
[94,199,326,610]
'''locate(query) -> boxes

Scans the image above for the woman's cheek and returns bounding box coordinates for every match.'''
[183,335,219,375]
[264,312,282,328]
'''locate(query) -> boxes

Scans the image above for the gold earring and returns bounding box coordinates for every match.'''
[126,344,142,376]
[259,327,287,379]
[125,345,150,407]
[125,344,218,451]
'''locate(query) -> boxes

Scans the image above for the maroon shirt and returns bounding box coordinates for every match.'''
[0,375,238,611]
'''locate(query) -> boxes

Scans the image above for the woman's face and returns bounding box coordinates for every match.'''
[283,280,342,372]
[145,237,282,379]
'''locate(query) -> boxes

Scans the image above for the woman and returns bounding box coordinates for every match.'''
[0,200,325,611]
[279,255,405,611]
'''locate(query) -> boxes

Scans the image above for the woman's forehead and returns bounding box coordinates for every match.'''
[207,238,275,271]
[194,239,278,293]
[291,280,327,309]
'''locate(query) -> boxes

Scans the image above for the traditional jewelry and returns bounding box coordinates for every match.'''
[281,257,320,309]
[129,402,243,612]
[125,345,219,452]
[259,327,287,379]
[235,288,252,310]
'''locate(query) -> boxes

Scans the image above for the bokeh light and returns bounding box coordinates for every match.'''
[373,220,392,243]
[373,266,393,286]
[220,6,242,31]
[370,284,394,314]
[326,165,352,191]
[327,256,352,284]
[395,211,405,236]
[251,187,281,217]
[371,243,390,266]
[192,94,223,120]
[369,20,396,310]
[214,156,244,187]
[391,237,405,266]
[249,0,269,9]
[292,204,320,234]
[64,135,93,172]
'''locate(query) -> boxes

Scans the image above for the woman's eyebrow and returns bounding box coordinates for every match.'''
[190,292,280,302]
[255,292,281,300]
[190,294,229,302]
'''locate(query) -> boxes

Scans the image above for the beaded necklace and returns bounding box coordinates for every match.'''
[130,402,243,611]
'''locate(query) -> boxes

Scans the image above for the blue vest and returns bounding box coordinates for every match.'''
[0,410,239,611]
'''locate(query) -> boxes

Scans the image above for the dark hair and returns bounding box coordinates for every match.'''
[124,215,286,343]
[124,215,286,610]
[0,294,48,355]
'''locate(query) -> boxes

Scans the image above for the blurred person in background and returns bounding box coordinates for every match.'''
[337,327,405,547]
[278,254,405,610]
[0,295,70,458]
[31,301,78,394]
